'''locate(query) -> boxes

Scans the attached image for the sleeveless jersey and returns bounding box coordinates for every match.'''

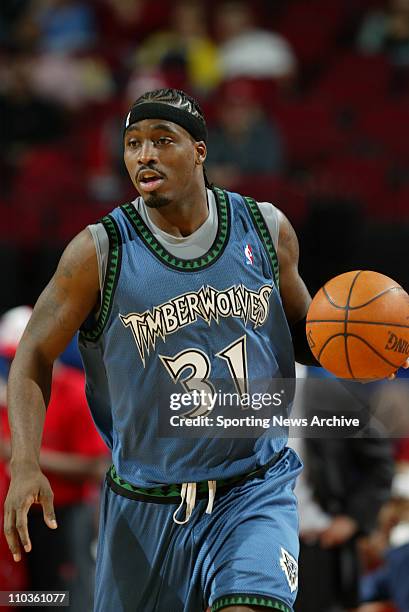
[79,187,295,487]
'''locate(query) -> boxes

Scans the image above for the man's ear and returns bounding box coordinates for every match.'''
[195,141,207,164]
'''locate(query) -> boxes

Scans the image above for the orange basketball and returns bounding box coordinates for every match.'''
[306,270,409,379]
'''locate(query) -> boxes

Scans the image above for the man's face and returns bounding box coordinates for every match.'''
[123,118,206,208]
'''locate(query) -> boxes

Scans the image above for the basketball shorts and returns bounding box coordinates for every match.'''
[94,447,302,612]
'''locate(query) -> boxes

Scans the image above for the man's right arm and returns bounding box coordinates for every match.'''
[4,228,99,561]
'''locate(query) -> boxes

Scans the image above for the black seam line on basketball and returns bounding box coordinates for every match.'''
[79,215,122,343]
[347,286,404,309]
[320,285,404,311]
[242,195,280,289]
[345,271,364,378]
[347,333,403,369]
[345,332,355,378]
[317,333,344,361]
[322,285,347,309]
[118,186,231,272]
[307,320,409,328]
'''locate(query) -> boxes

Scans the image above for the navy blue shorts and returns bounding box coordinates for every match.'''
[95,447,302,612]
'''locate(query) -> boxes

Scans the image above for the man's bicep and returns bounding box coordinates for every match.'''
[19,229,100,364]
[277,211,312,324]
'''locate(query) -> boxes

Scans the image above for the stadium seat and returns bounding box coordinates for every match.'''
[230,175,307,225]
[277,0,346,68]
[359,101,409,160]
[316,52,391,112]
[310,156,396,217]
[273,100,348,164]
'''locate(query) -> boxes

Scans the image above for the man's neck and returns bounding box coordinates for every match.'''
[143,183,209,238]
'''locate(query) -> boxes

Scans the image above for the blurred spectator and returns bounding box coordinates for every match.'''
[135,0,220,94]
[0,53,66,194]
[29,53,114,108]
[292,366,394,612]
[126,66,168,105]
[358,0,409,66]
[215,1,297,83]
[95,0,171,69]
[206,80,285,189]
[0,306,110,609]
[0,0,31,48]
[26,0,97,54]
[0,0,408,322]
[359,469,409,611]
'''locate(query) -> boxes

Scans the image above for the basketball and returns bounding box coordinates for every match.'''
[306,270,409,379]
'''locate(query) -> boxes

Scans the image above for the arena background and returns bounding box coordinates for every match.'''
[1,0,408,310]
[1,1,409,610]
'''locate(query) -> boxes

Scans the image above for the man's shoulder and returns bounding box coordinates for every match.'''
[89,200,135,227]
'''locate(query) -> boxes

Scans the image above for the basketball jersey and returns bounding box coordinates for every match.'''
[79,187,295,487]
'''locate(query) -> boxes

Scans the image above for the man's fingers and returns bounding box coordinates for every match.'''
[4,508,22,562]
[389,359,409,379]
[15,497,34,553]
[40,490,57,529]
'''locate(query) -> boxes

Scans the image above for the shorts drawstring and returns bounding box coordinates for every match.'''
[173,480,217,525]
[206,480,216,514]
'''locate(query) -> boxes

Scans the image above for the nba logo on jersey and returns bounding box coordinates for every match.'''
[244,244,254,265]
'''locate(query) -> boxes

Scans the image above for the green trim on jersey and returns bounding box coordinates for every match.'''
[106,452,283,504]
[211,594,292,611]
[79,215,122,342]
[109,464,183,500]
[108,464,255,502]
[243,196,280,289]
[120,187,230,272]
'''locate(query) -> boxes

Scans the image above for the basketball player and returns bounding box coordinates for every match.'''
[4,89,401,612]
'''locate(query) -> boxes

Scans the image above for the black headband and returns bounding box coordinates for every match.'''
[124,102,207,142]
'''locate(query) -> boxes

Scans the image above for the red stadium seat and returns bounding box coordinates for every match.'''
[309,156,406,218]
[229,175,307,226]
[359,101,409,160]
[273,100,347,164]
[277,0,346,67]
[10,146,90,245]
[393,185,409,218]
[316,52,391,111]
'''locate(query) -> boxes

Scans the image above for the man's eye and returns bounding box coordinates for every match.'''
[157,137,172,145]
[128,140,139,148]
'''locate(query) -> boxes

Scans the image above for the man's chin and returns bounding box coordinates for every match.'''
[142,193,171,209]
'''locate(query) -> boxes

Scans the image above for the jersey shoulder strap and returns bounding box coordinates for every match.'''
[242,195,280,289]
[80,213,122,343]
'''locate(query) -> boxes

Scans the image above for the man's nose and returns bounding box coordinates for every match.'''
[138,140,158,165]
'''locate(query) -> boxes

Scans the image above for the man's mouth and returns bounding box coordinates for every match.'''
[138,170,164,193]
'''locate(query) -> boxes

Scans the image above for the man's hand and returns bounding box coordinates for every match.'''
[319,515,358,549]
[4,464,57,562]
[387,357,409,380]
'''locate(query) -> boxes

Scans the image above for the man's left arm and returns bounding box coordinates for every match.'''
[276,210,409,373]
[276,210,320,365]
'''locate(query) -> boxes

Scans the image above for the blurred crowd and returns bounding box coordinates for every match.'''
[0,0,408,308]
[0,306,110,609]
[1,1,409,610]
